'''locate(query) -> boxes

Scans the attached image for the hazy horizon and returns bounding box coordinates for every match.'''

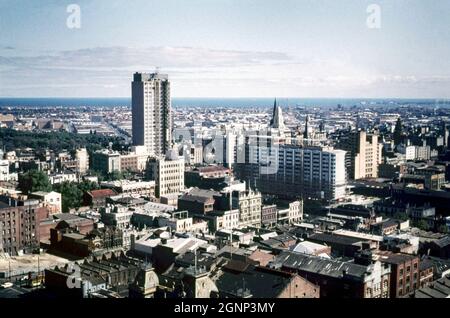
[1,0,450,98]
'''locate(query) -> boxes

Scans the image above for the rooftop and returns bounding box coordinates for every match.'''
[271,251,373,280]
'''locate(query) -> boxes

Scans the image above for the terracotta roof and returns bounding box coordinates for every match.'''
[88,189,117,199]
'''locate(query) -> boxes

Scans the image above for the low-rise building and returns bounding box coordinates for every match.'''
[101,180,155,198]
[91,149,121,174]
[212,261,320,298]
[376,251,420,298]
[270,250,391,298]
[30,191,62,214]
[84,189,117,209]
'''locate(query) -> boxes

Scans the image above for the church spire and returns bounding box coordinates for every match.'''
[304,115,310,139]
[270,98,285,129]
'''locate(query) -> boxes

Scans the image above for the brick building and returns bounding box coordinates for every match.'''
[0,201,48,255]
[271,251,391,298]
[376,251,420,298]
[84,189,117,209]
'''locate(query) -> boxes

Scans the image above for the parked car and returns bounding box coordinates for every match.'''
[0,282,13,289]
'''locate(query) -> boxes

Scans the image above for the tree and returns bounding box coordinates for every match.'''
[54,182,82,213]
[53,180,99,213]
[438,225,448,234]
[105,171,123,181]
[18,170,52,194]
[393,212,408,222]
[416,220,430,231]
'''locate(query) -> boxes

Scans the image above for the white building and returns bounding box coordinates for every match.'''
[231,188,262,228]
[397,144,416,161]
[0,160,17,182]
[92,149,121,174]
[100,205,134,230]
[120,145,150,173]
[75,148,89,174]
[416,145,431,161]
[157,211,193,233]
[147,150,185,198]
[288,200,303,224]
[210,209,240,231]
[49,172,78,185]
[30,191,62,214]
[100,180,156,198]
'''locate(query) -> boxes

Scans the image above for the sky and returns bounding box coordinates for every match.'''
[0,0,450,98]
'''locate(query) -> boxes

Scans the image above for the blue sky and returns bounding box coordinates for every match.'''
[1,0,450,98]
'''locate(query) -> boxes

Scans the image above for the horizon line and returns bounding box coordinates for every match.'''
[0,96,449,100]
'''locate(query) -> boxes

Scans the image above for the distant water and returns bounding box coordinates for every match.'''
[0,97,443,108]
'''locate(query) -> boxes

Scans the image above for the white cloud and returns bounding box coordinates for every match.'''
[0,46,449,98]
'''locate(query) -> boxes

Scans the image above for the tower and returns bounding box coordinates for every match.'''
[303,115,310,139]
[132,72,172,156]
[270,98,285,130]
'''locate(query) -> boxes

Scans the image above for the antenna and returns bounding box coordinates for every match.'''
[155,66,161,74]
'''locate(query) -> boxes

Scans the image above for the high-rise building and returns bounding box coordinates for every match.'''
[337,130,382,180]
[236,143,347,201]
[132,72,172,156]
[147,150,185,198]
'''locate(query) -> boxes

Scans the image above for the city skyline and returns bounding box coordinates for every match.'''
[1,0,450,98]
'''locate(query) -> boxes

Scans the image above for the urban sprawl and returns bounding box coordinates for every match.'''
[0,72,450,299]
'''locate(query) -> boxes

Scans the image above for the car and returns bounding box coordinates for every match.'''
[0,282,13,289]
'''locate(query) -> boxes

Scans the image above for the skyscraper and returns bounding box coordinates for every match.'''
[132,72,172,156]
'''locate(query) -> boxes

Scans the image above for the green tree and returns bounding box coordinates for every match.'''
[18,170,52,194]
[53,180,99,213]
[416,220,430,231]
[438,225,448,234]
[54,182,82,213]
[105,170,124,181]
[393,212,408,221]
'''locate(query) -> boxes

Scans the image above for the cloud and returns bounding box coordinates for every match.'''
[0,46,293,71]
[0,46,449,98]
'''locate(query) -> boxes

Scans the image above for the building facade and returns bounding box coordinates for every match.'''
[338,130,382,180]
[237,144,347,201]
[132,72,172,156]
[147,152,185,198]
[0,203,46,255]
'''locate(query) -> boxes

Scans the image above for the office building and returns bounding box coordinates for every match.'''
[147,150,185,198]
[337,130,382,180]
[236,144,347,201]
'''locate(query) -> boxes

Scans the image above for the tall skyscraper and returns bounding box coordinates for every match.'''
[132,72,172,156]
